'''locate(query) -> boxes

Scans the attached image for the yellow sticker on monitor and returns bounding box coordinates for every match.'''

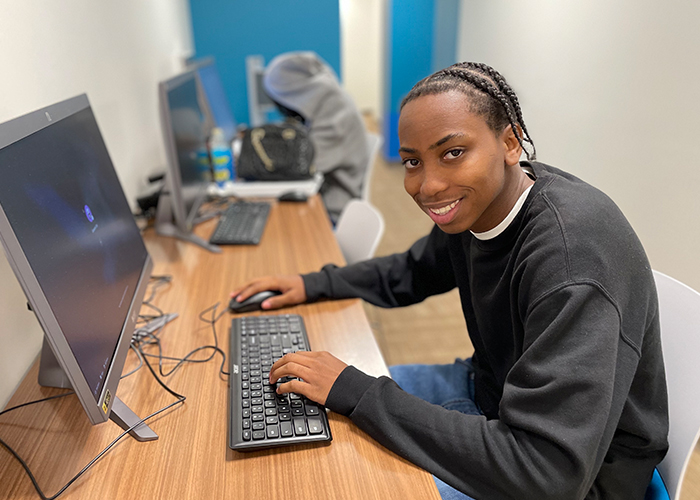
[102,389,112,414]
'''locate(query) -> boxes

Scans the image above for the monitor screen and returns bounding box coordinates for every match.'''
[0,95,153,431]
[159,70,211,231]
[195,61,237,141]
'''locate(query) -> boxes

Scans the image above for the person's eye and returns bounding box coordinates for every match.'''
[445,149,464,160]
[402,158,421,169]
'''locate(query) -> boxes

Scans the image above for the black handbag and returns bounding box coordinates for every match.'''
[237,123,315,181]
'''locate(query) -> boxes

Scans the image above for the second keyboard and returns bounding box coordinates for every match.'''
[210,201,271,245]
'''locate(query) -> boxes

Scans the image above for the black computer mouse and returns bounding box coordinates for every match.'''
[278,190,308,202]
[229,290,282,313]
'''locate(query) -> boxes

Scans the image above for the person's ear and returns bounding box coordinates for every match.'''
[502,124,523,166]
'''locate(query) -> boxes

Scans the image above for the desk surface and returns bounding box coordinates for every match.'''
[0,196,440,499]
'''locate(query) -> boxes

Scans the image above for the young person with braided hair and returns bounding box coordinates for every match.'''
[231,62,668,499]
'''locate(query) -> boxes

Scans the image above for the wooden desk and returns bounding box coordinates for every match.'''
[0,196,440,500]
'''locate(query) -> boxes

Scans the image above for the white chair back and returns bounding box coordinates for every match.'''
[361,132,383,202]
[334,199,385,265]
[653,270,700,500]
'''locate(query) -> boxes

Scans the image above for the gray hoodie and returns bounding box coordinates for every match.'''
[263,52,369,222]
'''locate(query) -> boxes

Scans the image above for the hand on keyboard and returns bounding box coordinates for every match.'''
[231,274,307,310]
[269,351,348,405]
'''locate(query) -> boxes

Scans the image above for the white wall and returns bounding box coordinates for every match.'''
[0,0,194,409]
[458,0,700,290]
[339,0,385,116]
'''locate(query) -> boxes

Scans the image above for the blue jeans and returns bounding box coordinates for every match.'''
[390,360,668,500]
[389,359,479,500]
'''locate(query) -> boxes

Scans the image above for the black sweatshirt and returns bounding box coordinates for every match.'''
[302,162,668,500]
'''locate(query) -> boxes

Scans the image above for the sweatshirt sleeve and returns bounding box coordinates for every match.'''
[325,283,644,500]
[302,225,456,307]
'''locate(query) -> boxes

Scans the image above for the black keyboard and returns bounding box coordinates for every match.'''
[210,201,271,245]
[228,314,332,451]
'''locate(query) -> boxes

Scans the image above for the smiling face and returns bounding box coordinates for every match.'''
[399,90,531,234]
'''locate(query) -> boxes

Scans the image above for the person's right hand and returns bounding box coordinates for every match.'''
[230,275,307,310]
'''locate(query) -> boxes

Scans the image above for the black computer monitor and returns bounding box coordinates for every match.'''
[155,69,220,253]
[0,95,157,441]
[191,57,238,142]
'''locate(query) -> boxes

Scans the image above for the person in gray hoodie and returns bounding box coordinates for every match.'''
[263,51,369,223]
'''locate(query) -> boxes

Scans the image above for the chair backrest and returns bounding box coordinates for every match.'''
[653,270,700,500]
[334,199,385,265]
[361,132,383,202]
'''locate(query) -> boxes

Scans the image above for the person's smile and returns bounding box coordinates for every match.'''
[422,198,463,224]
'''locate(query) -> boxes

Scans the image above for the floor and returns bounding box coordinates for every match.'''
[362,119,700,499]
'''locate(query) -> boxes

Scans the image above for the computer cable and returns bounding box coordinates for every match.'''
[135,302,229,379]
[136,275,173,325]
[120,343,144,380]
[0,354,186,500]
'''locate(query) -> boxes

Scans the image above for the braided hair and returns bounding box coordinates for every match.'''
[401,62,536,160]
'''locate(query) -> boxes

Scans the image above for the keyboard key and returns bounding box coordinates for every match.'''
[308,418,323,434]
[252,422,264,431]
[293,418,307,436]
[305,405,320,416]
[280,421,293,437]
[242,430,251,441]
[267,426,279,438]
[252,430,266,440]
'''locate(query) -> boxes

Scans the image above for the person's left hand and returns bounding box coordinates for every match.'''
[269,351,348,405]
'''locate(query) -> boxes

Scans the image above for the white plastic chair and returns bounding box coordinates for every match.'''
[334,199,385,265]
[361,132,383,202]
[652,270,700,500]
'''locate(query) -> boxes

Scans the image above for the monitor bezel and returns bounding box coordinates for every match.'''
[158,70,210,233]
[0,94,153,425]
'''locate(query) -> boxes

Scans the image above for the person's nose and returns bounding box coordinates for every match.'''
[419,164,450,200]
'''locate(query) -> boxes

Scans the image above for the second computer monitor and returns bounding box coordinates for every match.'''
[156,69,220,252]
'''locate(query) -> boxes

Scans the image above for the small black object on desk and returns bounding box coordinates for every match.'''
[277,190,308,202]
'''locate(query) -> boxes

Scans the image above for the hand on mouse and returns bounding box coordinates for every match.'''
[230,275,307,310]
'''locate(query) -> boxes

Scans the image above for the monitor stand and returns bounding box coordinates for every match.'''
[154,192,222,253]
[37,338,158,442]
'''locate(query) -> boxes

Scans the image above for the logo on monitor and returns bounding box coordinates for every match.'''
[102,389,112,414]
[84,205,94,222]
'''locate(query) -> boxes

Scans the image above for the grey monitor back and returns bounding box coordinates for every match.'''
[0,94,156,440]
[156,70,221,253]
